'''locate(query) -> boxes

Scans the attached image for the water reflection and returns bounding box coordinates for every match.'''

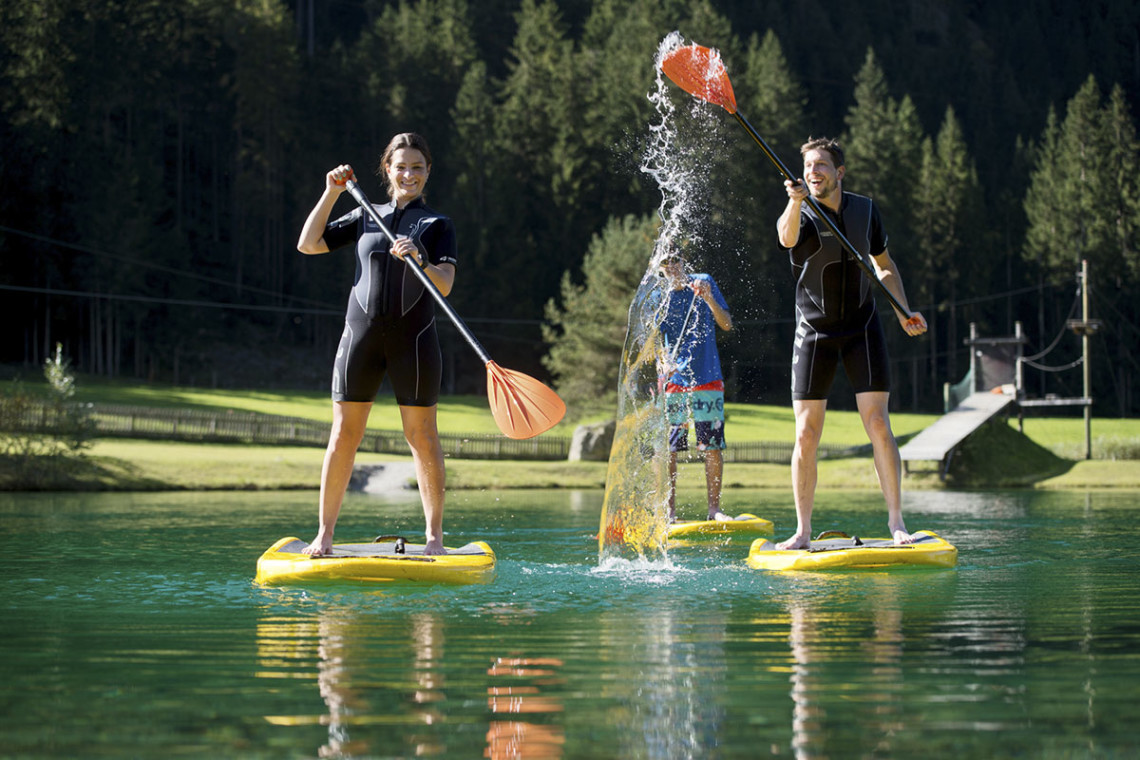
[255,604,568,758]
[597,601,727,759]
[769,572,959,757]
[256,608,448,758]
[486,656,565,759]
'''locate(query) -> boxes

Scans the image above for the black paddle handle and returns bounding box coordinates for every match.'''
[343,180,493,365]
[731,112,914,320]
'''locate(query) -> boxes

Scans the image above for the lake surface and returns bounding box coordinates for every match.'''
[2,486,1138,758]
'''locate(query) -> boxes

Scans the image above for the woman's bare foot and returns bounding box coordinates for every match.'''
[423,537,447,556]
[892,528,916,545]
[708,510,733,522]
[303,531,333,557]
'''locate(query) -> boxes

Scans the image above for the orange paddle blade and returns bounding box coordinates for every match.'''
[485,361,567,440]
[660,43,737,114]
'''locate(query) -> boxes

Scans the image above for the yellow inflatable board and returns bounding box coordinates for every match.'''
[746,530,957,571]
[255,536,496,585]
[666,513,774,539]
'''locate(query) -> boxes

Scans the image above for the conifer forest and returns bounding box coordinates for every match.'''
[3,0,1139,416]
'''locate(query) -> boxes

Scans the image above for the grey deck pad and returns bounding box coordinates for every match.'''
[808,533,939,553]
[276,539,489,558]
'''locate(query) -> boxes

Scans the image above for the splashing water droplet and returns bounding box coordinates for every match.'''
[597,33,722,563]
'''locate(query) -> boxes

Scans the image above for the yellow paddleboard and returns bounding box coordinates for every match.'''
[666,513,774,539]
[254,536,496,585]
[746,530,957,571]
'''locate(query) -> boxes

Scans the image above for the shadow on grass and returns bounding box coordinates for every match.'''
[946,420,1074,488]
[0,454,171,491]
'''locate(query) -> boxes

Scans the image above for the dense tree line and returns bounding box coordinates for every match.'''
[2,0,1138,417]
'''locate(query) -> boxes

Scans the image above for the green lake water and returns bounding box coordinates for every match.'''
[2,486,1138,758]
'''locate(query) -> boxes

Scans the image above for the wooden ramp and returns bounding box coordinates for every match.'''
[899,392,1016,476]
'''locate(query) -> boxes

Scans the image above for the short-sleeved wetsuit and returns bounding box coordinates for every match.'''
[782,192,890,400]
[659,274,729,452]
[322,196,457,405]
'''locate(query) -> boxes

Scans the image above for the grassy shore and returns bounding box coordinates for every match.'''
[3,377,1139,491]
[3,430,1138,492]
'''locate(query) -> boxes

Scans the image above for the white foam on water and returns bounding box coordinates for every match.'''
[591,555,694,586]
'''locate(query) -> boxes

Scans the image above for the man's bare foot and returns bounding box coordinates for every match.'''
[776,533,811,551]
[423,537,447,556]
[303,533,333,557]
[708,510,732,522]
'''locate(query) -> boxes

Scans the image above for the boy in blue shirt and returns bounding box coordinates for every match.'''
[658,248,734,522]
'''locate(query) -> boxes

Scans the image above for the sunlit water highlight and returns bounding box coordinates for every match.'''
[598,32,728,562]
[3,488,1139,758]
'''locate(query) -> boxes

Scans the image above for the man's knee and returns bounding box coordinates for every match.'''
[863,410,892,443]
[795,431,821,458]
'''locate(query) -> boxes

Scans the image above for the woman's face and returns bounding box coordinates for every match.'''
[386,147,430,205]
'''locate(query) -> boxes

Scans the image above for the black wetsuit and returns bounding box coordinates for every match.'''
[322,196,457,405]
[782,191,890,400]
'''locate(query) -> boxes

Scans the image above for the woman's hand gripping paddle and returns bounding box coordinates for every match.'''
[660,43,921,329]
[339,176,566,439]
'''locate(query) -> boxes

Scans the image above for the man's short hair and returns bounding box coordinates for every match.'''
[801,137,845,169]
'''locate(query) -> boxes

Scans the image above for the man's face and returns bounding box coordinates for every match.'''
[802,149,844,201]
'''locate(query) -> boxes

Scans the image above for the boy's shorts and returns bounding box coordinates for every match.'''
[665,387,726,452]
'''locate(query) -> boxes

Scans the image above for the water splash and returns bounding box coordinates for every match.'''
[597,32,722,562]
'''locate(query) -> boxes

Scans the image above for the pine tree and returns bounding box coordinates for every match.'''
[355,0,477,168]
[578,0,665,218]
[487,0,585,319]
[913,106,981,386]
[1023,76,1113,277]
[721,28,807,331]
[842,48,896,201]
[1103,85,1140,282]
[448,60,495,308]
[739,29,806,158]
[542,214,659,415]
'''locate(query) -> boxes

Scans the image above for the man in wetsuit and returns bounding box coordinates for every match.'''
[658,247,734,523]
[775,137,927,549]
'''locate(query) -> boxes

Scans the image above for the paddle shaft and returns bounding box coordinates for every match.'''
[667,288,698,364]
[343,179,493,365]
[729,111,913,319]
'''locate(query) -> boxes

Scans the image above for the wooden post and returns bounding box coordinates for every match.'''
[1016,321,1025,433]
[969,322,978,392]
[1082,259,1092,460]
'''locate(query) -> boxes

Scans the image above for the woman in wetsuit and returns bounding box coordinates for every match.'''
[297,133,457,556]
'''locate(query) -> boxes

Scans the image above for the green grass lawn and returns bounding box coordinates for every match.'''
[68,375,942,446]
[5,374,1140,492]
[73,379,517,436]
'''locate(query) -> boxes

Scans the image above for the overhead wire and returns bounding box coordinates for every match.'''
[1020,280,1080,366]
[0,223,335,311]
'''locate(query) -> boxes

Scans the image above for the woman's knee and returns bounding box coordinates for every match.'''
[329,403,371,448]
[402,413,441,455]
